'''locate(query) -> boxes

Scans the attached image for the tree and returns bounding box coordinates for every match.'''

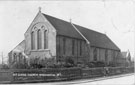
[64,57,75,67]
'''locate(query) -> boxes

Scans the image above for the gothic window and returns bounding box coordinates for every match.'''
[80,41,82,56]
[105,49,108,61]
[13,53,17,62]
[112,50,115,61]
[31,31,35,50]
[56,37,60,55]
[63,38,66,54]
[37,29,42,49]
[93,48,97,61]
[18,53,22,62]
[44,30,47,49]
[18,53,21,62]
[72,40,75,55]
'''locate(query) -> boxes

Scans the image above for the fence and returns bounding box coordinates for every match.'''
[12,67,82,82]
[0,70,13,82]
[82,67,104,78]
[108,66,134,75]
[0,66,134,83]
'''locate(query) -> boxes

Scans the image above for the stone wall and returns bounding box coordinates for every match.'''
[8,40,26,65]
[24,12,57,60]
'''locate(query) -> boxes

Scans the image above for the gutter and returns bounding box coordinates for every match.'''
[70,19,90,45]
[70,19,91,58]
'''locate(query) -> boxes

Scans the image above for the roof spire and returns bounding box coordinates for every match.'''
[38,7,41,12]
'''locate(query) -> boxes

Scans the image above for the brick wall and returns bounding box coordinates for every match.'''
[56,35,89,63]
[56,35,120,64]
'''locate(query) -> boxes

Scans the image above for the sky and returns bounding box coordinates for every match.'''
[0,0,134,63]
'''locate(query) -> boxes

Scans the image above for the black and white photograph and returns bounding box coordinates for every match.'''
[0,0,134,85]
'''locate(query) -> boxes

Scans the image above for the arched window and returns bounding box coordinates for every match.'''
[105,49,108,61]
[18,53,22,62]
[93,48,97,61]
[44,30,47,49]
[13,53,17,62]
[80,41,82,56]
[37,29,42,49]
[31,31,35,50]
[72,40,75,55]
[63,38,66,54]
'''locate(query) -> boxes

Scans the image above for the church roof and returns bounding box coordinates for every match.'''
[43,13,120,51]
[43,14,84,40]
[12,40,25,53]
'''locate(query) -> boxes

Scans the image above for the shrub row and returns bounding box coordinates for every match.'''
[0,66,134,83]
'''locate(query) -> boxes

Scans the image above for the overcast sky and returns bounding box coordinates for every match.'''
[0,1,134,62]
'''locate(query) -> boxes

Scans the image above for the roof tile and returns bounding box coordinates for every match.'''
[43,13,120,51]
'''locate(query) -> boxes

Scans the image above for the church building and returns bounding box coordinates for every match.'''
[8,8,121,66]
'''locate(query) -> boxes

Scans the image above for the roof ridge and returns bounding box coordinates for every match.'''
[42,13,70,24]
[42,13,105,35]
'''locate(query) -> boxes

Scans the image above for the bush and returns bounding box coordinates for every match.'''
[76,62,86,68]
[11,62,30,69]
[29,56,76,68]
[30,63,43,69]
[1,64,9,69]
[65,57,74,65]
[86,61,106,68]
[108,62,116,67]
[29,57,56,69]
[64,57,75,68]
[86,62,95,68]
[51,57,76,68]
[96,61,106,67]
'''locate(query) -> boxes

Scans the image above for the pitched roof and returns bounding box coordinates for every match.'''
[76,25,120,50]
[43,14,84,40]
[12,40,25,53]
[43,13,120,51]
